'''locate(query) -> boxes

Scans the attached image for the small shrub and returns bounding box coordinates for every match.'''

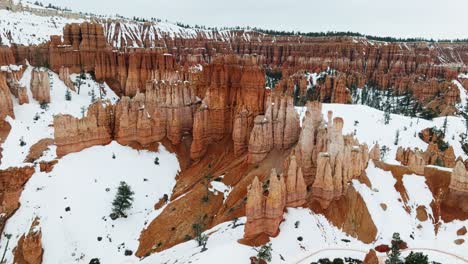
[89,258,100,264]
[254,243,272,263]
[294,220,300,228]
[65,89,72,101]
[19,137,26,147]
[40,102,49,110]
[404,252,428,264]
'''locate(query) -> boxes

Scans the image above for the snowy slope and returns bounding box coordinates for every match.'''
[353,162,466,257]
[0,141,180,264]
[0,65,118,169]
[0,5,259,48]
[0,9,84,46]
[296,103,468,165]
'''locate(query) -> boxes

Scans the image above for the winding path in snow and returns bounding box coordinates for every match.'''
[293,247,468,264]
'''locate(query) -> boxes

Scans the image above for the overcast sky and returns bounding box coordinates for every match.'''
[39,0,467,39]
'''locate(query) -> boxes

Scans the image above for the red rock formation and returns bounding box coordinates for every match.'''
[24,138,54,163]
[114,79,197,147]
[243,170,286,244]
[369,144,381,161]
[396,143,456,173]
[3,68,28,105]
[362,249,379,264]
[247,115,273,163]
[30,68,50,104]
[295,101,325,184]
[58,66,75,91]
[54,101,113,156]
[292,104,370,208]
[191,55,266,160]
[451,160,468,193]
[0,166,35,234]
[247,96,300,163]
[396,147,426,174]
[0,73,15,122]
[232,108,254,156]
[285,154,307,207]
[13,218,43,264]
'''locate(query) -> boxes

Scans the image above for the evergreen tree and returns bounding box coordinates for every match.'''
[404,252,428,264]
[442,116,448,135]
[90,89,96,103]
[65,89,72,101]
[80,106,86,118]
[75,75,82,94]
[385,233,403,264]
[111,181,134,219]
[394,129,400,146]
[384,101,391,125]
[1,233,12,263]
[254,243,273,264]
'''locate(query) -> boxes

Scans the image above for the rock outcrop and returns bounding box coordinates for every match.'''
[191,55,266,160]
[13,218,43,264]
[0,73,14,122]
[30,68,50,104]
[232,109,253,156]
[243,171,286,244]
[396,143,456,173]
[247,96,300,163]
[292,102,370,208]
[114,80,197,146]
[54,101,113,156]
[362,249,379,264]
[58,66,75,91]
[0,166,35,234]
[369,144,381,161]
[284,154,307,207]
[4,69,28,105]
[451,160,468,193]
[396,147,426,174]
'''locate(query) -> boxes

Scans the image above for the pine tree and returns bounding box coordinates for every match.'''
[394,129,400,145]
[90,89,96,103]
[1,233,12,263]
[384,102,391,125]
[442,116,448,135]
[80,106,86,118]
[65,89,72,101]
[111,181,134,219]
[404,252,429,264]
[385,233,403,264]
[255,243,273,264]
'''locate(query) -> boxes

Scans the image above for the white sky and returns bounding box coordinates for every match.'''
[32,0,468,39]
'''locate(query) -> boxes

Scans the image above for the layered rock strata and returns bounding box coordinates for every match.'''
[247,96,300,163]
[243,171,286,242]
[54,102,113,157]
[13,218,43,264]
[451,160,468,193]
[30,68,50,104]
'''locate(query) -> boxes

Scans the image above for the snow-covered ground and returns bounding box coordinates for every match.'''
[0,65,118,169]
[353,162,466,257]
[296,103,468,165]
[0,5,259,48]
[0,9,84,46]
[0,141,180,264]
